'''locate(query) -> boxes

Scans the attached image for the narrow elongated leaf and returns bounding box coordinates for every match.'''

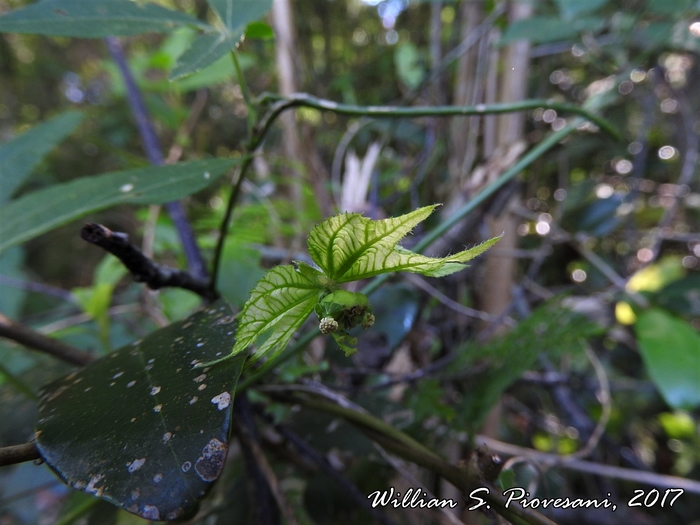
[206,0,273,32]
[36,301,245,521]
[635,308,700,409]
[0,0,207,37]
[0,158,239,254]
[0,111,84,204]
[229,265,321,363]
[307,205,437,281]
[171,31,242,80]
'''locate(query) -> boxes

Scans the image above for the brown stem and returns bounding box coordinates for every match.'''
[81,223,217,302]
[0,313,95,367]
[0,442,40,467]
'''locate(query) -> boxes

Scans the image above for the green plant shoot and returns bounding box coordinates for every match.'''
[212,205,500,365]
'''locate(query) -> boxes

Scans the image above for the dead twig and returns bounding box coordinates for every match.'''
[81,223,216,302]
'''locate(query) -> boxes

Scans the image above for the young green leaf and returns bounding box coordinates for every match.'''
[307,205,437,282]
[35,301,246,521]
[227,265,322,364]
[307,205,500,282]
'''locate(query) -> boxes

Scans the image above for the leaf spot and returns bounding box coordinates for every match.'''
[182,461,192,472]
[127,458,146,473]
[196,342,205,347]
[189,396,199,404]
[147,358,155,364]
[162,432,172,443]
[211,392,231,410]
[153,404,163,413]
[145,364,154,371]
[47,386,68,401]
[153,473,163,483]
[130,417,137,423]
[119,183,134,193]
[83,387,91,392]
[86,474,105,496]
[131,489,140,500]
[142,505,160,521]
[198,384,207,391]
[193,374,206,383]
[212,315,236,326]
[126,380,136,388]
[204,171,211,179]
[195,438,228,481]
[112,371,124,379]
[150,386,161,396]
[109,382,116,387]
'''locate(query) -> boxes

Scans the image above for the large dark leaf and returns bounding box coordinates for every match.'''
[35,301,245,521]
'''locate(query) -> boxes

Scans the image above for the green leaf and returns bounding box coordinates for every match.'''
[500,16,604,45]
[0,111,84,205]
[0,158,238,254]
[0,0,207,37]
[36,301,245,521]
[228,265,322,364]
[171,31,242,80]
[635,308,700,409]
[307,205,499,282]
[555,0,608,20]
[245,21,274,40]
[206,0,273,33]
[307,206,436,281]
[394,42,424,90]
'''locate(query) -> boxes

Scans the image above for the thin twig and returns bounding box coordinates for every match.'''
[404,273,514,324]
[0,441,40,467]
[233,395,294,525]
[0,275,76,303]
[0,312,94,367]
[571,345,611,460]
[370,443,466,525]
[104,37,207,280]
[263,415,403,525]
[81,223,216,302]
[476,435,700,494]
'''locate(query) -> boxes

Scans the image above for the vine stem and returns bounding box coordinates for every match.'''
[211,91,616,288]
[255,92,618,139]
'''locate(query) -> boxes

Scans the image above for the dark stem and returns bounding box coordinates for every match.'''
[0,442,40,467]
[0,313,95,367]
[81,223,217,302]
[104,36,208,280]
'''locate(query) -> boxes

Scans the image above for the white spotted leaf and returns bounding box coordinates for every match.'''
[35,300,245,521]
